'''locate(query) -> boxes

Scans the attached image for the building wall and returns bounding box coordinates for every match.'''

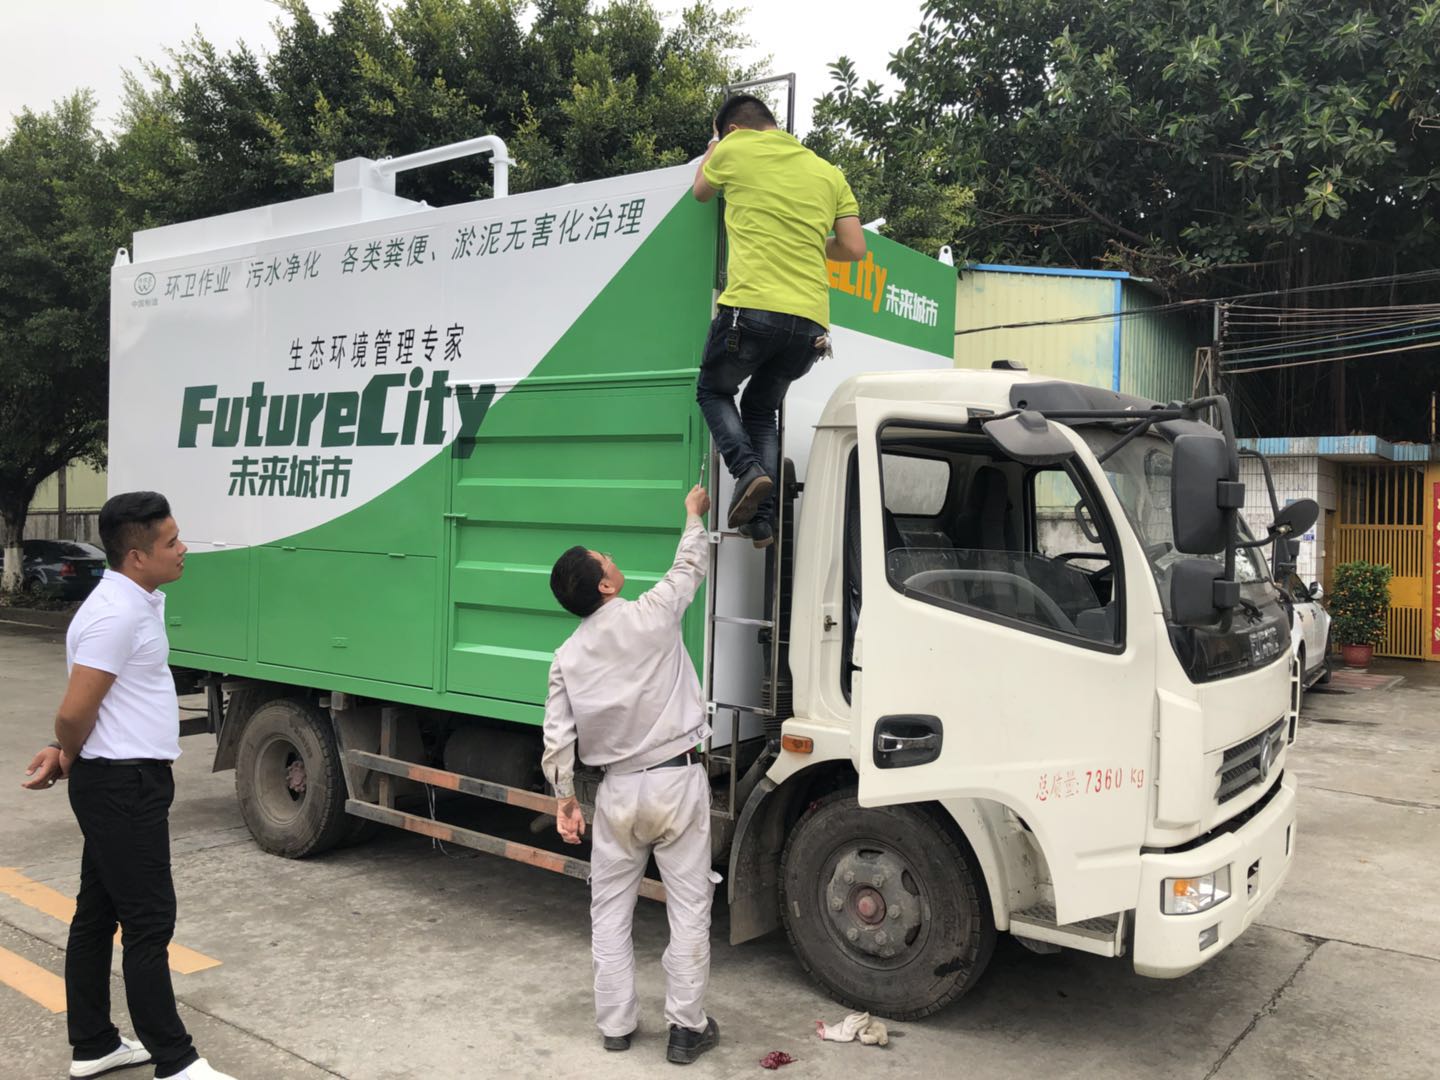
[1238,455,1338,587]
[30,462,107,512]
[24,462,107,545]
[954,269,1116,386]
[954,267,1198,402]
[1117,287,1200,405]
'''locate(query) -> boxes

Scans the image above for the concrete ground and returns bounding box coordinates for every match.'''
[1,607,1436,1079]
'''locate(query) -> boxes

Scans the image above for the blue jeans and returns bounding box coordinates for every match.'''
[695,306,826,526]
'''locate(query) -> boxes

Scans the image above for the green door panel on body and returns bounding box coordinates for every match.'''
[161,547,249,661]
[258,547,437,687]
[446,381,700,703]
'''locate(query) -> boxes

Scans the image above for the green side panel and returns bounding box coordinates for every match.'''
[1118,285,1204,404]
[445,195,716,705]
[829,231,955,355]
[165,192,717,719]
[447,380,699,701]
[256,548,437,687]
[161,547,249,660]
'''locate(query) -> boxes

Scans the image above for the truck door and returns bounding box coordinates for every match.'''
[852,397,1155,920]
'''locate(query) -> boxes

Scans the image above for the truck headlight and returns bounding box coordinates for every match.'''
[1162,868,1231,915]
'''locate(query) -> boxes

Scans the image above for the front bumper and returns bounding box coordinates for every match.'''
[1132,772,1297,978]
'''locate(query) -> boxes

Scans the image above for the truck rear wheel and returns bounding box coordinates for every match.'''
[235,698,349,858]
[779,790,995,1019]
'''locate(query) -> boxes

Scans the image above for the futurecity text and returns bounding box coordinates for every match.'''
[178,369,494,449]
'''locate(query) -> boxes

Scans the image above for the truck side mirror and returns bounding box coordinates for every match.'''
[1171,558,1240,626]
[1273,498,1318,540]
[1171,434,1242,554]
[1273,537,1300,577]
[982,410,1074,466]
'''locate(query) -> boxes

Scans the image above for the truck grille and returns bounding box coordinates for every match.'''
[1216,718,1286,804]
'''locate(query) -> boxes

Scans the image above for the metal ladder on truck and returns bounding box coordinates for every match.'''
[698,406,796,822]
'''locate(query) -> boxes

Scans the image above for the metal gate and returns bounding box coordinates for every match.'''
[1334,464,1427,658]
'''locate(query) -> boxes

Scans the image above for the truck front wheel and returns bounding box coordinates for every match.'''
[779,790,995,1019]
[235,698,349,858]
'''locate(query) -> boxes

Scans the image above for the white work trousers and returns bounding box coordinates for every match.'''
[589,762,714,1037]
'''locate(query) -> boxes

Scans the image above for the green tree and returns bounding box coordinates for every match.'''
[0,94,119,591]
[1,0,756,594]
[818,0,1440,289]
[115,0,759,222]
[806,56,975,260]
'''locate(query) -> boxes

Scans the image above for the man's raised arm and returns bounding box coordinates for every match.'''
[638,485,712,621]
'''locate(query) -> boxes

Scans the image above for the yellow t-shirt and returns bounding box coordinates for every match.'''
[702,128,859,329]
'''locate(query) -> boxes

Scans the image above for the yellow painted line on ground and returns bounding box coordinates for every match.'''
[0,868,220,975]
[0,944,67,1012]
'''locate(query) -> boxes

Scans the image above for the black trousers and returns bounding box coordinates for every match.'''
[66,759,198,1077]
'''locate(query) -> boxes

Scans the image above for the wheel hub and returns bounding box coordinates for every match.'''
[824,849,922,960]
[285,756,306,796]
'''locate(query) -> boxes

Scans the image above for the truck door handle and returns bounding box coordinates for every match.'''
[878,733,937,753]
[873,715,943,769]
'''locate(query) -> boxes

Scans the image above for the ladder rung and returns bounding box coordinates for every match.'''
[711,615,774,628]
[709,530,785,545]
[708,701,775,718]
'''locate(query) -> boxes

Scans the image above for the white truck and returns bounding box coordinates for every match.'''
[108,134,1313,1018]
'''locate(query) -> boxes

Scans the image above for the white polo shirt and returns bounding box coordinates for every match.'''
[66,570,181,762]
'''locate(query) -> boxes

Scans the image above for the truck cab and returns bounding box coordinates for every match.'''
[727,370,1300,1017]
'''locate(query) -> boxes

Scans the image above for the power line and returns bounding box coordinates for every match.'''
[952,267,1440,338]
[1219,337,1440,374]
[1220,315,1440,361]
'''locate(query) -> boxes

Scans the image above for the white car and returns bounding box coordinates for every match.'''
[1280,572,1331,699]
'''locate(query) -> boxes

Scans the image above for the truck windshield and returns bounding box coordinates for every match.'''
[1079,428,1267,618]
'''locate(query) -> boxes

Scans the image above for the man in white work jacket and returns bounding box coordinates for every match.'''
[542,484,720,1065]
[22,491,236,1080]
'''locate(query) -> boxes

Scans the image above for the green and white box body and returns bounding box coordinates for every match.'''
[109,163,955,744]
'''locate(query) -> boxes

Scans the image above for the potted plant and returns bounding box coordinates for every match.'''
[1328,560,1392,668]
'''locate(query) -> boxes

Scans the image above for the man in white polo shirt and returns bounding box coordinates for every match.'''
[22,492,235,1080]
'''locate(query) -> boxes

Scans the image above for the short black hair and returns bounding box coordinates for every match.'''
[716,94,777,134]
[550,546,604,618]
[98,491,172,569]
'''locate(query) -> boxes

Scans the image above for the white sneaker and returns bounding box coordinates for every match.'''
[167,1059,238,1080]
[70,1035,151,1077]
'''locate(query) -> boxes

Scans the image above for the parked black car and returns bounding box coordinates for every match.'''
[20,540,107,600]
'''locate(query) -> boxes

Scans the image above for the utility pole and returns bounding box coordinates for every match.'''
[57,466,67,541]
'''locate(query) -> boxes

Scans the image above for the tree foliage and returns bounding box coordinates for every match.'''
[115,0,757,222]
[810,0,1440,438]
[0,94,119,589]
[1,0,754,588]
[816,0,1440,291]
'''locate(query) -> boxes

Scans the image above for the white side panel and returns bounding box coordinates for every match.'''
[111,167,692,554]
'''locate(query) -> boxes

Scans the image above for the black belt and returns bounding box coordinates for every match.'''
[78,757,172,768]
[643,750,698,771]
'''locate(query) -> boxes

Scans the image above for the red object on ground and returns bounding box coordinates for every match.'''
[760,1050,797,1069]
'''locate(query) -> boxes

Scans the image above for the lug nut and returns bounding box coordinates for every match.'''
[889,907,902,920]
[846,928,859,942]
[874,875,886,888]
[875,931,888,945]
[830,897,844,911]
[843,871,855,885]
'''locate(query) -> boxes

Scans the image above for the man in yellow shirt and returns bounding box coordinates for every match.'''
[693,94,866,547]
